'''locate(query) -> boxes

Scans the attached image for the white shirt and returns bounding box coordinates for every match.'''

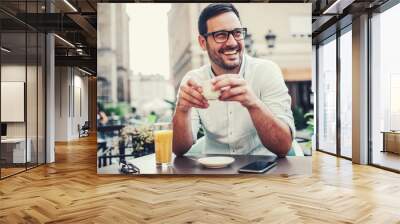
[178,54,295,155]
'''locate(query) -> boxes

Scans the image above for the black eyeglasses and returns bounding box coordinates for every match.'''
[119,161,140,174]
[203,28,247,43]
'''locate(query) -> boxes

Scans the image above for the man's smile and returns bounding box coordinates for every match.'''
[222,49,239,55]
[220,47,241,60]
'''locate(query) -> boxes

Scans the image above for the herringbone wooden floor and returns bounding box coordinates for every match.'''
[1,135,400,224]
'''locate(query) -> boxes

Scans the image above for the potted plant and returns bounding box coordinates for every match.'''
[121,125,154,158]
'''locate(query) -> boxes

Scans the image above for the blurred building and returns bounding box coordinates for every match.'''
[168,3,313,113]
[130,73,175,115]
[167,4,207,93]
[97,4,132,104]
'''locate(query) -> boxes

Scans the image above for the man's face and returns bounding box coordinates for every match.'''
[200,12,244,71]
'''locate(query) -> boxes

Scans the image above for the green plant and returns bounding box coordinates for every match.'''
[121,125,154,152]
[164,99,176,112]
[293,107,307,130]
[104,102,130,117]
[115,102,130,117]
[103,103,116,116]
[304,112,314,134]
[304,111,314,151]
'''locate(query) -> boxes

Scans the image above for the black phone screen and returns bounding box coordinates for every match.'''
[242,161,273,170]
[238,158,277,173]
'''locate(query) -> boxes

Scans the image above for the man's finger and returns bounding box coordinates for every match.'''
[219,86,246,100]
[181,85,206,102]
[181,90,207,107]
[219,94,245,102]
[180,98,206,109]
[213,78,245,91]
[187,78,202,90]
[178,101,206,110]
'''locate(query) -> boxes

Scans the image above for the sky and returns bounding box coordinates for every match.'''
[127,4,171,79]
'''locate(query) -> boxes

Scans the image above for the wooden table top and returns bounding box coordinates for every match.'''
[98,153,312,175]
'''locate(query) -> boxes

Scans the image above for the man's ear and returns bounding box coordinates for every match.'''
[198,35,207,51]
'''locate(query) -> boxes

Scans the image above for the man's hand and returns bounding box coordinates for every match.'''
[212,74,258,109]
[177,78,209,113]
[213,74,292,155]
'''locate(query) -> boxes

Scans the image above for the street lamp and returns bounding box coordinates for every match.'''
[244,33,254,55]
[265,29,276,49]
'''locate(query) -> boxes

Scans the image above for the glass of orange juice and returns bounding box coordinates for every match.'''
[153,123,173,167]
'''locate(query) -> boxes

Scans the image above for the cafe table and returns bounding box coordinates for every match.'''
[98,153,312,175]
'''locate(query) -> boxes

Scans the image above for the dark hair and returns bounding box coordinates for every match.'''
[198,3,240,36]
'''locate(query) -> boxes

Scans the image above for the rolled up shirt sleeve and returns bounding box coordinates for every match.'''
[176,71,201,142]
[256,61,296,139]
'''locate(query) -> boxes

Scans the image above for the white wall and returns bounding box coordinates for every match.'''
[55,67,89,141]
[1,65,29,138]
[72,73,89,138]
[55,67,69,141]
[1,64,46,163]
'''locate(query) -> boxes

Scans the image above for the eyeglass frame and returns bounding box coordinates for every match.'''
[202,28,247,43]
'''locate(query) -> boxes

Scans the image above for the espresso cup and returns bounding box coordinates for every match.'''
[200,79,220,100]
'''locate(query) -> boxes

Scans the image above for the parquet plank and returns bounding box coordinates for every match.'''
[0,135,399,223]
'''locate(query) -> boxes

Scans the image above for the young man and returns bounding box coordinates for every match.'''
[172,3,295,157]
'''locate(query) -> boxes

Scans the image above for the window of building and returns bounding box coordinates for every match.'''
[339,29,352,158]
[317,36,337,155]
[370,3,400,171]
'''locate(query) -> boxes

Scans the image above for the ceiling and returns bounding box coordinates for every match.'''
[0,0,395,74]
[0,0,97,73]
[311,0,390,43]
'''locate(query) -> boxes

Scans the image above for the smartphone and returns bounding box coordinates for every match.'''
[238,159,277,173]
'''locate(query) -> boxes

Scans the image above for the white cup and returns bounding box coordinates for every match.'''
[200,79,220,100]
